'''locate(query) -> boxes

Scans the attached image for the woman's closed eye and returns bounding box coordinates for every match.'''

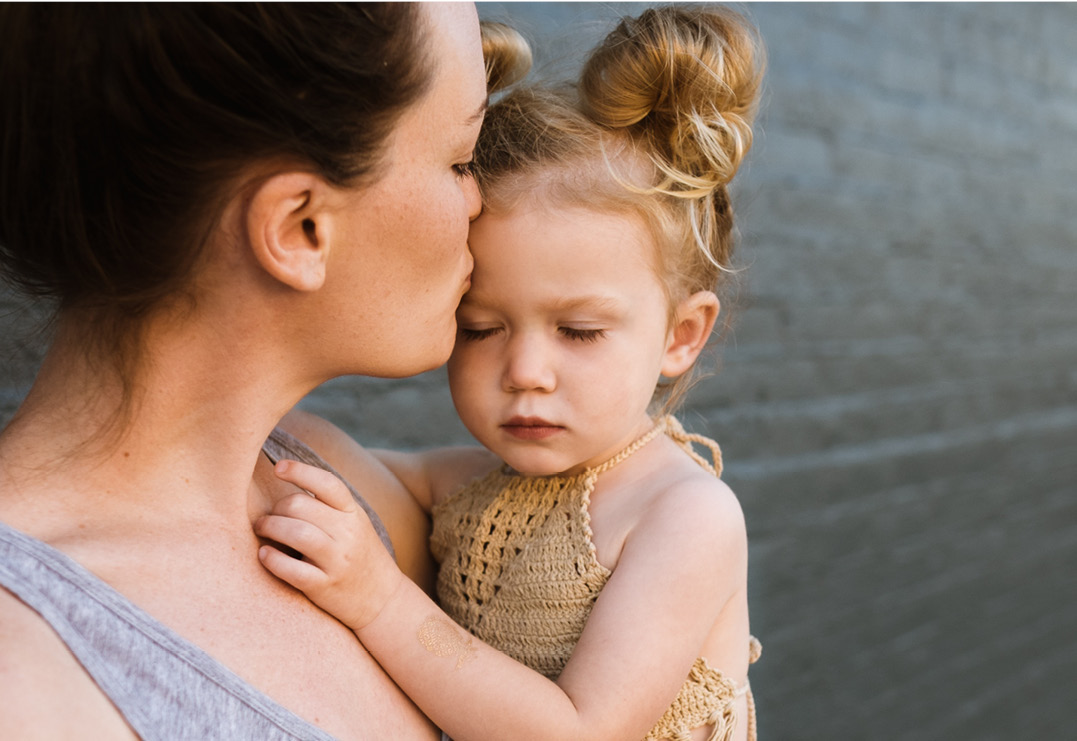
[559,327,606,343]
[453,160,475,178]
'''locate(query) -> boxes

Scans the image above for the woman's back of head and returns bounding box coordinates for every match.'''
[0,3,429,327]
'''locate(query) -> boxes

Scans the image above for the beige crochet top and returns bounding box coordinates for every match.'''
[430,416,761,741]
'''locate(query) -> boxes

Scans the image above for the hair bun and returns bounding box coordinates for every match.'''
[481,21,532,93]
[580,6,764,191]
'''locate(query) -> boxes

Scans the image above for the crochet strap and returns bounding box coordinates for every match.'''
[587,416,724,478]
[588,418,670,476]
[663,416,724,477]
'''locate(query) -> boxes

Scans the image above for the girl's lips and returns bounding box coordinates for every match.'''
[501,417,564,441]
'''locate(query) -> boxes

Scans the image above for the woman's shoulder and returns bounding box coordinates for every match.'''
[0,586,138,738]
[274,409,421,503]
[275,408,371,466]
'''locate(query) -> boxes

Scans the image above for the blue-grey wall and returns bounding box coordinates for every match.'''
[2,4,1075,738]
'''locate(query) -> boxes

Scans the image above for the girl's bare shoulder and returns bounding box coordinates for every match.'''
[633,445,747,566]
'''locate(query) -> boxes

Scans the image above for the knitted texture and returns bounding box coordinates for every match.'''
[430,417,760,740]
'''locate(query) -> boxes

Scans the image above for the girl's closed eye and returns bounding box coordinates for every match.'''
[559,327,606,343]
[458,325,502,342]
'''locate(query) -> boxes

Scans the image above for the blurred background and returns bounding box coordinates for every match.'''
[2,3,1075,739]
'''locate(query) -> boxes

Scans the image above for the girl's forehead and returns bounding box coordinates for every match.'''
[471,203,660,282]
[472,201,650,249]
[480,145,651,214]
[465,205,668,308]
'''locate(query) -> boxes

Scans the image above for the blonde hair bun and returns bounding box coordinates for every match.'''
[580,6,764,193]
[481,21,533,93]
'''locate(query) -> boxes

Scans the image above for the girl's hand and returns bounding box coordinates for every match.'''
[254,460,404,630]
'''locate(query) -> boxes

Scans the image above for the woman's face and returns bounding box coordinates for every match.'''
[326,3,486,378]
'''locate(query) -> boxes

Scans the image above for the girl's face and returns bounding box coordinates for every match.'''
[448,203,678,476]
[327,3,486,378]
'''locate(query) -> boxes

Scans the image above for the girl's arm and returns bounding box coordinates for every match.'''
[370,445,501,513]
[256,460,748,741]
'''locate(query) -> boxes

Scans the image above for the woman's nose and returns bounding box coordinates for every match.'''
[502,335,555,393]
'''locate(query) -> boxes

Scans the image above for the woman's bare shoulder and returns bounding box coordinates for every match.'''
[276,409,373,465]
[274,409,418,501]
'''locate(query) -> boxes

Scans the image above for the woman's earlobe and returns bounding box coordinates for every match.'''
[661,291,720,378]
[247,173,331,292]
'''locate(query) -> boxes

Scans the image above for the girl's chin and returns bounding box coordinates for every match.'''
[498,455,587,478]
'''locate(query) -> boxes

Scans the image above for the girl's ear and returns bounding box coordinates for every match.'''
[246,172,336,292]
[661,291,720,378]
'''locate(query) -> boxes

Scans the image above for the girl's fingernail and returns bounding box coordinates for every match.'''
[276,460,290,474]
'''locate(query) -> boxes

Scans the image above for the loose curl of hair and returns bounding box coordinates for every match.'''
[474,6,765,412]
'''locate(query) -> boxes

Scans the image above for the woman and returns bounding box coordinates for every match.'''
[0,3,489,737]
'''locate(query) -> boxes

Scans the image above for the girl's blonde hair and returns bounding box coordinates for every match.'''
[477,6,765,411]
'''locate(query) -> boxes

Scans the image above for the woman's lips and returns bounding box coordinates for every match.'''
[501,417,564,441]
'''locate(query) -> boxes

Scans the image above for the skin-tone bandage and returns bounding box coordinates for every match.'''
[418,615,478,669]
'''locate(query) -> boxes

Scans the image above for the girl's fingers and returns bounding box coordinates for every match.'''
[254,512,329,562]
[273,459,357,512]
[270,491,341,532]
[258,544,325,591]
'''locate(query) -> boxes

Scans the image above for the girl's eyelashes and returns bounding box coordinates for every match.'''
[453,160,475,178]
[458,326,501,342]
[457,325,607,343]
[559,327,606,343]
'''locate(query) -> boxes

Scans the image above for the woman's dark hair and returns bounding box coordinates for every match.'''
[0,3,429,322]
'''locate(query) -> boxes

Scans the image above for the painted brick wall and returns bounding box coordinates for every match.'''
[2,4,1074,738]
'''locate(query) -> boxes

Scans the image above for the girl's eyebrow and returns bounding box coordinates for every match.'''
[461,294,622,315]
[544,295,623,315]
[466,98,489,126]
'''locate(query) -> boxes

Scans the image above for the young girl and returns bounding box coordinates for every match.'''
[257,7,765,741]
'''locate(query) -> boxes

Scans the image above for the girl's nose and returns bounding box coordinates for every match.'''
[464,174,482,222]
[502,335,555,393]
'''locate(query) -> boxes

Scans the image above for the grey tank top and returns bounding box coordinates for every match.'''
[0,427,394,740]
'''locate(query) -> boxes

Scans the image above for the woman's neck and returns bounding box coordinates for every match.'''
[0,309,312,533]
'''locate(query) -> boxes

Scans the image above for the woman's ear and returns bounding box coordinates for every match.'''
[661,291,720,378]
[246,172,335,292]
